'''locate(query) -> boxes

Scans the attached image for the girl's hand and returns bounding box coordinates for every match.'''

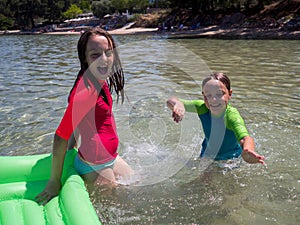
[167,97,185,123]
[241,149,266,165]
[172,102,185,123]
[35,179,62,205]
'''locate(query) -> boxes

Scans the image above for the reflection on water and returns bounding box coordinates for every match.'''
[0,35,299,224]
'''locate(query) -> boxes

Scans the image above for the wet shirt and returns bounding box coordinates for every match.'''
[56,77,118,164]
[180,99,249,160]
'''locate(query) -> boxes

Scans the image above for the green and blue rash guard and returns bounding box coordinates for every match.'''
[180,99,249,160]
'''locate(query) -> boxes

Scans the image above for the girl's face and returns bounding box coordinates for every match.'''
[202,79,232,116]
[85,35,114,81]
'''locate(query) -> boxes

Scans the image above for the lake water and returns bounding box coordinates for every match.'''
[0,34,299,225]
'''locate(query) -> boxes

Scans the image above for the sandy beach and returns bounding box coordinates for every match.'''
[1,25,299,40]
[46,26,299,40]
[27,27,158,36]
[109,26,159,35]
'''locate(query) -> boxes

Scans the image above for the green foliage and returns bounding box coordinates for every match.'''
[63,4,83,19]
[0,0,282,30]
[111,0,127,12]
[111,0,149,13]
[44,0,65,22]
[80,0,91,12]
[0,13,14,30]
[91,0,113,18]
[150,0,171,8]
[130,0,149,10]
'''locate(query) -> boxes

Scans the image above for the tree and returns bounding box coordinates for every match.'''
[110,0,149,14]
[8,0,48,29]
[1,0,282,30]
[80,0,91,12]
[0,13,14,30]
[91,0,113,18]
[63,4,83,19]
[128,0,149,12]
[44,0,65,23]
[111,0,127,13]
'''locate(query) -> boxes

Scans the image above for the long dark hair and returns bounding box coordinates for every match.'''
[202,72,231,92]
[68,27,124,104]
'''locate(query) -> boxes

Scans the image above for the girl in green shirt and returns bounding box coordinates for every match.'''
[167,72,265,165]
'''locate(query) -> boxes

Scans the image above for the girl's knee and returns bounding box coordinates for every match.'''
[83,170,116,194]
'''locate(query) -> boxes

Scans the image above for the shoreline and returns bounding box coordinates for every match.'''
[1,26,299,40]
[164,25,300,40]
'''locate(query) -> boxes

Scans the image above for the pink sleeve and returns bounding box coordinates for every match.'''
[55,79,100,140]
[55,102,76,140]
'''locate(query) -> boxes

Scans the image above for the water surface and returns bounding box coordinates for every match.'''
[0,34,299,224]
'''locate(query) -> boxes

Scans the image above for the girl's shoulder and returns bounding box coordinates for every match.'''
[68,77,99,103]
[226,104,239,114]
[225,104,244,125]
[68,76,86,101]
[225,104,241,117]
[225,104,249,139]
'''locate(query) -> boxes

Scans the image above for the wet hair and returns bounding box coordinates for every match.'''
[69,27,124,104]
[202,72,231,92]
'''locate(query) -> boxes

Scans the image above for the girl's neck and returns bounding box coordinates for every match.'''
[210,106,227,118]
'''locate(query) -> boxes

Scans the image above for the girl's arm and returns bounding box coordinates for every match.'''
[68,129,80,150]
[240,136,266,165]
[36,134,68,205]
[167,97,185,123]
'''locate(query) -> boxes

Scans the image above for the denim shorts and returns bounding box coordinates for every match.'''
[74,154,116,175]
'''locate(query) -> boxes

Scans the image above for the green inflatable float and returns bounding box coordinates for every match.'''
[0,149,101,225]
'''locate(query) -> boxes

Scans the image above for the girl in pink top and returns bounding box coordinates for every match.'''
[36,28,133,205]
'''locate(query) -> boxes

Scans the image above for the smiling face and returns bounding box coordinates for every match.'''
[85,35,114,81]
[202,79,232,116]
